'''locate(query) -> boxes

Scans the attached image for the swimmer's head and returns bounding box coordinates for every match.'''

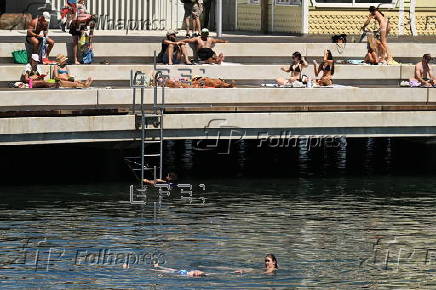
[166,172,177,182]
[264,254,278,270]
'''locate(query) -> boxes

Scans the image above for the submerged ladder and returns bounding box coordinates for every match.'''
[126,59,167,202]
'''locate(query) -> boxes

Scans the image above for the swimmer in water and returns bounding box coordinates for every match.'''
[200,254,279,274]
[143,172,177,186]
[152,263,206,277]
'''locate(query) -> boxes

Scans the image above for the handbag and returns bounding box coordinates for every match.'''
[12,50,28,64]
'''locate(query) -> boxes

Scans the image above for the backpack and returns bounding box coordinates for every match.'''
[12,50,28,64]
[82,48,94,64]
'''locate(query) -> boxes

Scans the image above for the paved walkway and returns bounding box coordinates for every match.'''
[1,30,436,43]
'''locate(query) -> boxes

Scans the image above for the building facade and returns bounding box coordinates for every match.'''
[236,0,436,35]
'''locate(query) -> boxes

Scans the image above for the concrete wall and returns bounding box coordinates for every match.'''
[0,87,430,109]
[237,0,302,33]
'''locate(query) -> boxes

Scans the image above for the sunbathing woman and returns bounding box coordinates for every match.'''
[53,54,93,88]
[313,49,334,86]
[276,52,308,86]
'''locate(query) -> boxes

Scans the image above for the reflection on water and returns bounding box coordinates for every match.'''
[1,138,436,288]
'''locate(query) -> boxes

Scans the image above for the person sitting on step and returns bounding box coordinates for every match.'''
[53,54,93,88]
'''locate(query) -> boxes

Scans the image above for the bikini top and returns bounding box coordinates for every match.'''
[57,66,68,75]
[289,62,302,73]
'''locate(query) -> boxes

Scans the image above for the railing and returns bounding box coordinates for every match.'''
[50,0,183,31]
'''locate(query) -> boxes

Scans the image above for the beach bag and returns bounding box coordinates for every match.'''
[82,48,94,64]
[12,50,28,64]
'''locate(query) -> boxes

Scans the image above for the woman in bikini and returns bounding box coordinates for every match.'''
[313,49,334,86]
[362,6,391,62]
[276,52,308,86]
[53,54,93,88]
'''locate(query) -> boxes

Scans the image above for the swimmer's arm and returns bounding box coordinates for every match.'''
[301,58,309,68]
[152,265,177,272]
[281,66,291,73]
[143,179,156,185]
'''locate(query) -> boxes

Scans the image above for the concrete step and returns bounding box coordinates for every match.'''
[0,64,416,83]
[0,87,433,110]
[1,42,434,62]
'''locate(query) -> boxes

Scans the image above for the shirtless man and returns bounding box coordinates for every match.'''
[183,28,228,64]
[361,6,390,62]
[410,54,436,87]
[26,12,55,64]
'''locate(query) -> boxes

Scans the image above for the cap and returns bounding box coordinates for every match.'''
[31,54,40,62]
[166,30,178,36]
[201,28,209,35]
[43,11,51,23]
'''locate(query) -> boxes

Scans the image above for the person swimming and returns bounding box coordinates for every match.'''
[152,264,206,277]
[198,254,279,275]
[143,172,178,187]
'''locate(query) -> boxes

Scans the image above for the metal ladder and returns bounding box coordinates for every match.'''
[126,66,166,201]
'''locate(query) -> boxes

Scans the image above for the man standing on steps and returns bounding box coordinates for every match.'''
[183,0,204,38]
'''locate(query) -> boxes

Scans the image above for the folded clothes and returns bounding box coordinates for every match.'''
[347,60,366,65]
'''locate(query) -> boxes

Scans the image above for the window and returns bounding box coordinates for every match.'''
[312,0,396,8]
[275,0,302,5]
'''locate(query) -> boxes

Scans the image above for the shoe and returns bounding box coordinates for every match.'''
[42,58,56,65]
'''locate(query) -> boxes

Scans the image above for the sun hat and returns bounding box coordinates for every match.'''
[56,54,68,64]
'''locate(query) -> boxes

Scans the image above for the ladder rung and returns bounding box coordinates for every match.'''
[144,140,161,144]
[133,168,156,171]
[144,154,161,157]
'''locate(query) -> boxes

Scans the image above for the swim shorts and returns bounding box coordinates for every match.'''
[162,51,181,65]
[198,48,215,61]
[184,3,193,18]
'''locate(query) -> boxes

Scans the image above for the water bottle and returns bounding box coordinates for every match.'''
[306,77,312,88]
